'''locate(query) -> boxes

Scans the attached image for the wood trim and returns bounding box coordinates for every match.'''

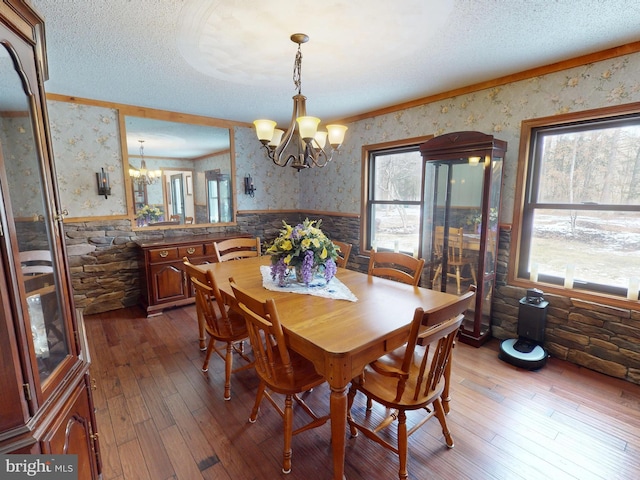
[63,215,129,223]
[237,209,360,218]
[45,93,252,128]
[340,41,640,124]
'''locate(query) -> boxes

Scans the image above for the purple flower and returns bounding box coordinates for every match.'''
[271,258,288,287]
[324,258,337,283]
[301,250,314,285]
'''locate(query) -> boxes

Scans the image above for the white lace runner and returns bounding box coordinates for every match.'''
[260,265,358,302]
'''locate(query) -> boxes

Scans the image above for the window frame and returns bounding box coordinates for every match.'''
[360,136,432,255]
[510,101,640,308]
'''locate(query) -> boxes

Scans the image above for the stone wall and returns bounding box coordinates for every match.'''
[492,228,640,385]
[62,214,640,386]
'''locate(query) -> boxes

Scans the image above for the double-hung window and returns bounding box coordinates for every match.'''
[362,137,431,255]
[513,104,640,303]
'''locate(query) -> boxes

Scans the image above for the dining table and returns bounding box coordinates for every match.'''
[196,255,459,479]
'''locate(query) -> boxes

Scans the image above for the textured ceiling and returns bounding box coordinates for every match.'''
[25,0,640,153]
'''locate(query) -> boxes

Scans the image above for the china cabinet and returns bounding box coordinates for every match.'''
[420,131,506,346]
[0,1,100,477]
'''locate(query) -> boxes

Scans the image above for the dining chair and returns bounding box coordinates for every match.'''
[190,269,253,400]
[183,257,211,351]
[368,250,425,286]
[185,216,194,224]
[347,285,476,480]
[19,250,53,275]
[170,214,181,222]
[229,278,330,475]
[213,237,261,263]
[432,226,477,294]
[333,240,352,268]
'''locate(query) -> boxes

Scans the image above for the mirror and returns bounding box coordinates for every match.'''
[122,114,235,229]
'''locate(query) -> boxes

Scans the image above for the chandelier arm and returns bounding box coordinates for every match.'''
[272,93,307,165]
[305,144,333,168]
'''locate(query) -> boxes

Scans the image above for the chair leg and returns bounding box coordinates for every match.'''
[433,397,454,448]
[249,382,266,423]
[346,383,359,437]
[201,337,215,372]
[282,394,293,474]
[442,352,453,415]
[455,266,462,294]
[224,342,233,401]
[397,409,408,480]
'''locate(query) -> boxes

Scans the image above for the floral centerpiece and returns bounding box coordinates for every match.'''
[267,218,340,287]
[136,204,163,224]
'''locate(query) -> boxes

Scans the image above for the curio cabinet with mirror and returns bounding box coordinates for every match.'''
[420,131,506,346]
[0,1,100,476]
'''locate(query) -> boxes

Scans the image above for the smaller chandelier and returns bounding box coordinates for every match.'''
[253,33,347,171]
[129,140,162,185]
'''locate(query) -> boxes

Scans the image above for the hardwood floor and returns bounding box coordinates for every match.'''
[84,305,640,480]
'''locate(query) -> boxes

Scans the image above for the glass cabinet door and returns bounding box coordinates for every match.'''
[0,42,72,393]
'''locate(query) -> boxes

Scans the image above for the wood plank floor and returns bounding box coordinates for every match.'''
[84,305,640,480]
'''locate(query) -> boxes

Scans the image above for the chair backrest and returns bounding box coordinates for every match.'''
[19,250,53,275]
[391,286,476,403]
[170,214,181,222]
[185,216,194,224]
[333,240,352,268]
[368,251,425,286]
[213,237,261,262]
[446,227,465,263]
[182,256,208,286]
[190,270,235,339]
[230,278,293,384]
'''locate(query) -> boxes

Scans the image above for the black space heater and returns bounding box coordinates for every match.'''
[499,288,549,370]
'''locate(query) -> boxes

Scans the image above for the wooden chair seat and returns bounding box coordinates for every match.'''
[432,226,477,294]
[347,286,476,480]
[230,278,329,475]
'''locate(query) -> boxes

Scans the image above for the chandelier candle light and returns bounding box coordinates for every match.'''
[253,34,348,171]
[129,140,162,186]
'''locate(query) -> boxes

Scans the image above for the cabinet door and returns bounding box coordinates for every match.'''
[150,262,187,303]
[41,377,99,480]
[0,21,75,408]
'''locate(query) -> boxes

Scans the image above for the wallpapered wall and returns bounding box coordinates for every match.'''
[47,51,640,223]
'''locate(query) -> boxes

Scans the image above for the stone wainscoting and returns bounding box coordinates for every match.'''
[63,213,640,386]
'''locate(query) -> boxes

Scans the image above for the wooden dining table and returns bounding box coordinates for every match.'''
[197,256,459,479]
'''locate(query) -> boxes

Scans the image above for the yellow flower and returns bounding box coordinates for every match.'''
[284,254,292,265]
[281,239,292,251]
[320,247,327,259]
[312,238,320,248]
[301,238,311,248]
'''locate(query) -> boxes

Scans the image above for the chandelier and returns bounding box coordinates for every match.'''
[253,33,347,171]
[129,140,162,185]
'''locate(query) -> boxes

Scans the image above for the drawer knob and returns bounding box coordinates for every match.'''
[187,247,196,255]
[159,250,169,258]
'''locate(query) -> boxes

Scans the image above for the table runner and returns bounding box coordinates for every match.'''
[260,265,358,302]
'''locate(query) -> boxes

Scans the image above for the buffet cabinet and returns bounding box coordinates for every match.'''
[136,234,249,316]
[0,1,100,477]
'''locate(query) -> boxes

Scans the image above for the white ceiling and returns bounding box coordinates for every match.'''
[27,0,640,155]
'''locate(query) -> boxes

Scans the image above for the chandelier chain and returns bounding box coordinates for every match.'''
[293,44,302,94]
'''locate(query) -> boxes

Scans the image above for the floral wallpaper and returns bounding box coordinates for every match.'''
[291,52,640,222]
[0,116,44,218]
[47,101,126,217]
[45,51,640,224]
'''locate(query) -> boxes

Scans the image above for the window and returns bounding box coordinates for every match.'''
[362,136,432,255]
[513,104,640,303]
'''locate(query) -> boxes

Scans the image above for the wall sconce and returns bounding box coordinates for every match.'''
[244,174,256,197]
[96,168,111,199]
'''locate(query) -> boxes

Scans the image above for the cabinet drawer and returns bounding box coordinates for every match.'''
[178,245,204,258]
[148,247,178,263]
[204,243,217,255]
